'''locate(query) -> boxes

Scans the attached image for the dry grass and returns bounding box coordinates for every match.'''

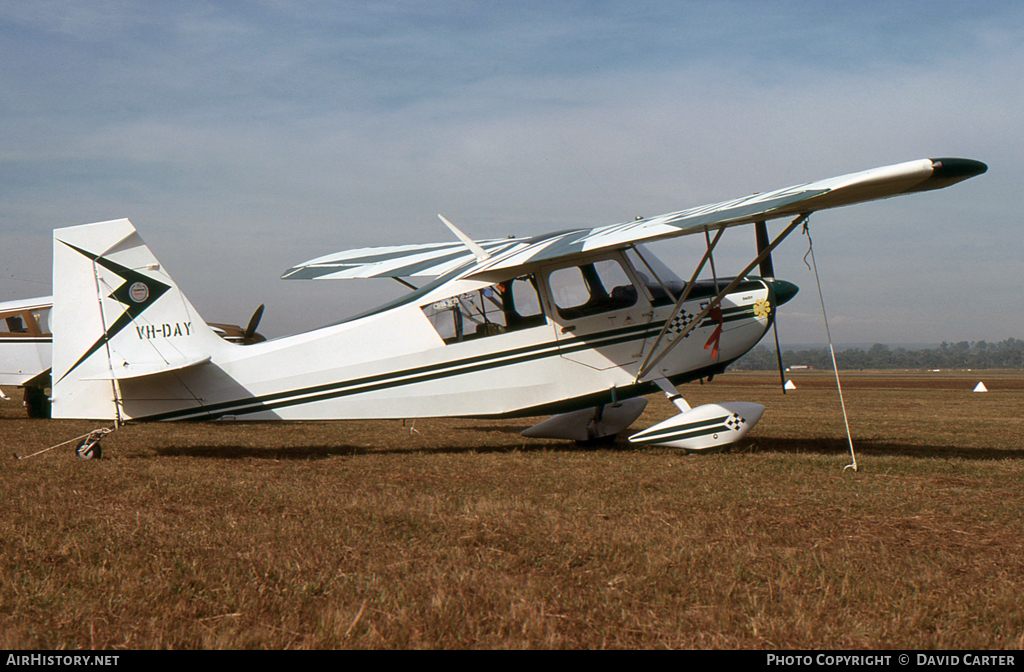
[1,371,1022,649]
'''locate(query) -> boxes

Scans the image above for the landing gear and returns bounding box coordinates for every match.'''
[522,397,648,444]
[575,433,620,448]
[75,434,103,460]
[627,378,764,451]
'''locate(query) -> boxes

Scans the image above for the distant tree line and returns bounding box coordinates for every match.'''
[730,338,1024,371]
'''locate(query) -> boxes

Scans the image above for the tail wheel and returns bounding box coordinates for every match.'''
[75,435,103,460]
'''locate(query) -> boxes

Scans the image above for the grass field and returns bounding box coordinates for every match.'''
[1,371,1022,649]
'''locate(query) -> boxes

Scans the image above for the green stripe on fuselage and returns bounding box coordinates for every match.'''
[136,290,768,422]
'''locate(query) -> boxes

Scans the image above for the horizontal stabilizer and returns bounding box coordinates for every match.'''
[81,355,211,381]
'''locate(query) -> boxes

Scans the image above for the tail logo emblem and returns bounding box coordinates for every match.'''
[129,282,150,303]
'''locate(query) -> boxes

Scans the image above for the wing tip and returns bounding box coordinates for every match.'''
[899,157,988,194]
[929,157,988,180]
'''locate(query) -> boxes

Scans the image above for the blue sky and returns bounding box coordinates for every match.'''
[1,1,1019,343]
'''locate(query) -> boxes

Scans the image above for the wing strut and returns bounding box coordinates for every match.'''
[705,228,721,294]
[636,226,727,380]
[635,213,810,381]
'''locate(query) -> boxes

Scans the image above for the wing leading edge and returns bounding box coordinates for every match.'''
[282,157,986,281]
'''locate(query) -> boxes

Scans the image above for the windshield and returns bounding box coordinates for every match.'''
[624,245,685,306]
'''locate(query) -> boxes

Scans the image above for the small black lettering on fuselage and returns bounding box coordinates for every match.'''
[136,322,192,340]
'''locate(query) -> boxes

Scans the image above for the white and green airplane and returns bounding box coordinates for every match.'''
[49,158,986,452]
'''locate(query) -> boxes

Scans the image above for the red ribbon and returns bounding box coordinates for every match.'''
[703,305,724,358]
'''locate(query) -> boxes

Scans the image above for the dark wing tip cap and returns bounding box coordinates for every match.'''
[930,157,988,179]
[904,157,988,194]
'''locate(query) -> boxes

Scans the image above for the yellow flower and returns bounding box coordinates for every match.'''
[753,298,771,319]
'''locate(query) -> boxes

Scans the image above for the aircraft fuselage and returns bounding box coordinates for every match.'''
[105,249,791,422]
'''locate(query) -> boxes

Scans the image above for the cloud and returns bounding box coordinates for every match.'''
[0,2,1020,341]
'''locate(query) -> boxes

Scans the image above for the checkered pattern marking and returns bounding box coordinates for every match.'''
[667,310,696,338]
[725,413,745,431]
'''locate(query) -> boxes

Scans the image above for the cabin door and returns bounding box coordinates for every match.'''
[542,255,653,371]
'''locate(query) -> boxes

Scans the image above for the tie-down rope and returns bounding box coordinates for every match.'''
[802,221,858,472]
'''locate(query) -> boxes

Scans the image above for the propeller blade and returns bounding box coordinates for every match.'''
[755,220,775,280]
[244,304,265,341]
[756,222,786,392]
[772,318,787,395]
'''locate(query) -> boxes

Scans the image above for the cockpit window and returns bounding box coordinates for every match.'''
[547,258,638,320]
[422,275,545,344]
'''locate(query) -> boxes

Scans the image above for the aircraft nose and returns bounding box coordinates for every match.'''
[767,279,799,306]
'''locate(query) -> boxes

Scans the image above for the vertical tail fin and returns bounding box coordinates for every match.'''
[52,219,225,420]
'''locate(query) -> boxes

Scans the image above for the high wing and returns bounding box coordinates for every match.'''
[0,296,53,314]
[282,157,986,281]
[281,239,523,280]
